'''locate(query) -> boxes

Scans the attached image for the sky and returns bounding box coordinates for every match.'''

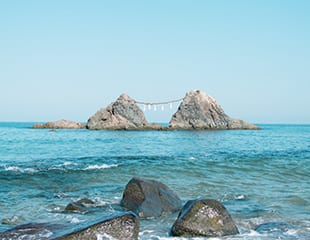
[0,0,309,123]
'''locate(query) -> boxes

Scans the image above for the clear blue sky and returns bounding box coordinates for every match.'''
[1,0,309,123]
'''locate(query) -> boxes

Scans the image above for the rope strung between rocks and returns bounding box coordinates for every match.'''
[134,98,184,106]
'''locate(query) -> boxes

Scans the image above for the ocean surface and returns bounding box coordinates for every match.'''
[0,122,309,239]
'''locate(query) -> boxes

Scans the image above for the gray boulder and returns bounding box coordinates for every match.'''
[32,120,85,129]
[54,212,139,240]
[121,178,182,218]
[169,90,259,130]
[87,94,166,130]
[171,199,239,237]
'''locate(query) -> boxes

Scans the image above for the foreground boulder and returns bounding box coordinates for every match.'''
[121,178,182,218]
[32,119,85,129]
[87,94,165,130]
[54,212,139,240]
[169,90,259,130]
[171,199,239,237]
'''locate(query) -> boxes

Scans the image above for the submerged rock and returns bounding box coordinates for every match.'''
[64,203,88,214]
[0,223,61,240]
[54,212,139,240]
[87,94,166,130]
[32,120,85,129]
[121,177,182,218]
[169,90,259,130]
[64,198,96,214]
[171,199,239,237]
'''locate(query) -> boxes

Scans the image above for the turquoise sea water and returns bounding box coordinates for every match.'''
[0,122,309,239]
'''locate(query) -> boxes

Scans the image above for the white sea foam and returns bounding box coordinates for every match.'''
[4,166,21,172]
[84,164,118,170]
[63,161,74,166]
[70,217,83,224]
[4,166,37,173]
[96,233,118,240]
[235,194,247,200]
[286,229,298,236]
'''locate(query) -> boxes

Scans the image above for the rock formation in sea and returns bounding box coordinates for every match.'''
[169,90,260,130]
[121,177,182,218]
[32,120,85,129]
[87,93,165,130]
[54,212,140,240]
[171,199,239,238]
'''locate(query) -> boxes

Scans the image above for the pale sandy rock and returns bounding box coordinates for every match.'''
[32,120,85,129]
[169,90,259,130]
[87,94,166,130]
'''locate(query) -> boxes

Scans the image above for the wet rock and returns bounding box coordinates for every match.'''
[171,199,239,237]
[64,203,88,214]
[54,212,139,240]
[0,223,61,240]
[64,198,96,214]
[32,120,85,129]
[169,90,259,130]
[87,93,167,130]
[121,177,182,218]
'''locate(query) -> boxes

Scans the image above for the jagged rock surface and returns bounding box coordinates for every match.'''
[171,199,239,237]
[32,120,85,129]
[87,94,165,130]
[169,90,259,130]
[121,178,182,218]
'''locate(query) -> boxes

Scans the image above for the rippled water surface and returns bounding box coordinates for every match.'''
[0,123,309,239]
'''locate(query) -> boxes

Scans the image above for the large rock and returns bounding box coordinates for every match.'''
[87,94,165,130]
[169,90,259,130]
[171,199,239,237]
[32,119,85,129]
[54,212,139,240]
[121,178,182,218]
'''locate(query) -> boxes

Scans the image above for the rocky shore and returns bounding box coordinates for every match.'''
[32,90,259,130]
[0,178,240,239]
[32,120,85,129]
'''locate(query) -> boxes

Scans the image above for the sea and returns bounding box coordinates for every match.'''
[0,122,309,240]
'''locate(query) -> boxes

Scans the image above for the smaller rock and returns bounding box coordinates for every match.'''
[32,120,85,129]
[64,203,88,214]
[64,198,96,214]
[171,199,239,237]
[86,94,168,130]
[54,212,139,240]
[121,178,182,218]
